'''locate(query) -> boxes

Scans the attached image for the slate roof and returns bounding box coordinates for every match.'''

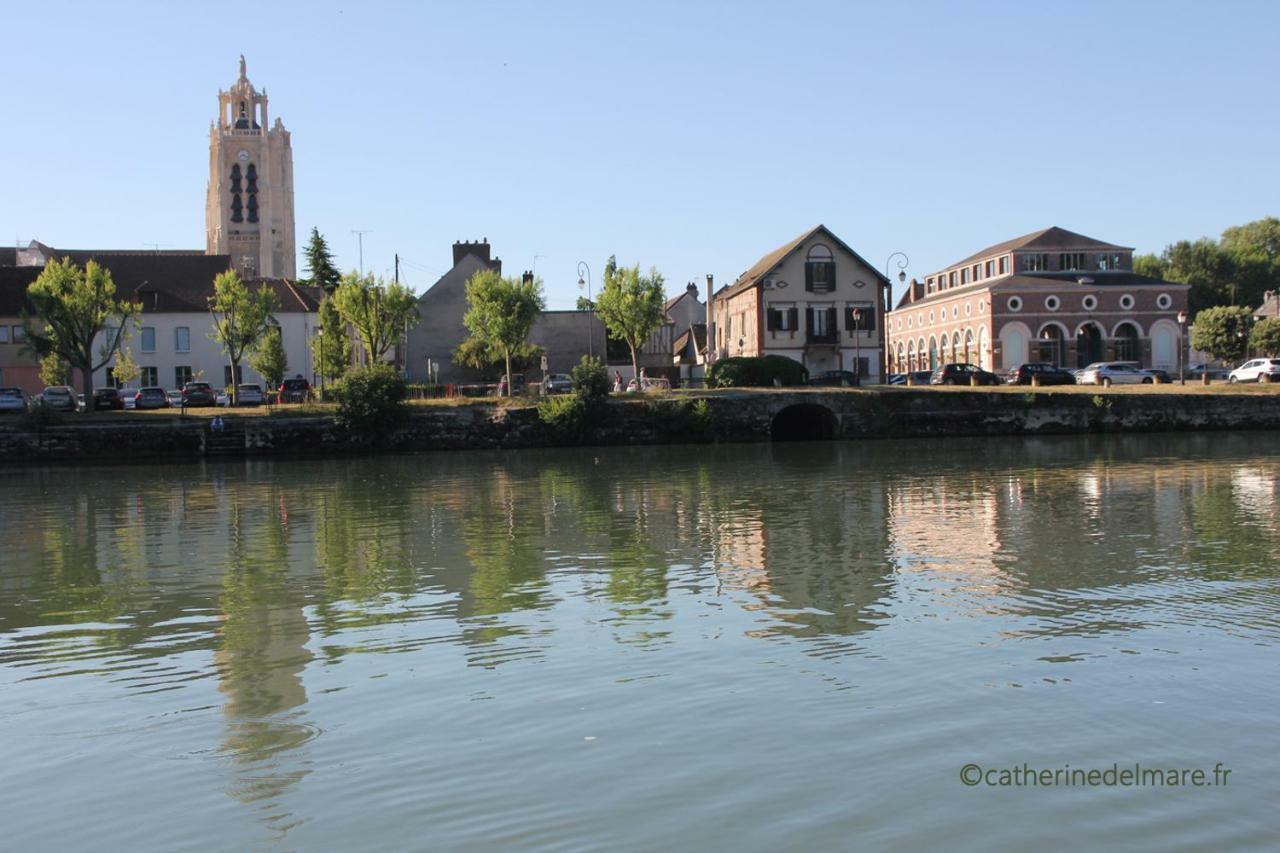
[1255,291,1280,320]
[951,227,1131,268]
[717,225,890,301]
[1,249,320,315]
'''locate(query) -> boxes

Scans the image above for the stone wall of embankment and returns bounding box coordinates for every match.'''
[2,390,1279,463]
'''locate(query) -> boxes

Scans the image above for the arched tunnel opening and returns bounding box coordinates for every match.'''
[770,403,838,441]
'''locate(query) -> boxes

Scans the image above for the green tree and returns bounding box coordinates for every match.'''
[111,346,140,388]
[575,296,595,311]
[1132,253,1166,280]
[249,325,289,391]
[21,257,140,407]
[1164,238,1237,313]
[461,268,544,396]
[595,256,666,382]
[1191,305,1254,365]
[302,227,342,294]
[1250,316,1280,357]
[332,272,418,363]
[39,353,72,387]
[1221,217,1280,310]
[451,337,543,379]
[316,297,351,384]
[209,270,280,405]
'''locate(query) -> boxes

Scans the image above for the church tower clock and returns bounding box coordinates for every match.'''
[205,56,296,279]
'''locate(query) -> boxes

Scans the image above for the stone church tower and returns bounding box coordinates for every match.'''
[205,56,296,279]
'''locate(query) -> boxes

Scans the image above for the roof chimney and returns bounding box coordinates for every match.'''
[522,270,533,285]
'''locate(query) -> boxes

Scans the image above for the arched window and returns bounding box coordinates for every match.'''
[245,163,259,223]
[907,340,916,371]
[1114,322,1141,362]
[805,244,835,293]
[1038,324,1065,366]
[230,193,243,223]
[964,330,974,363]
[230,163,242,193]
[929,336,938,370]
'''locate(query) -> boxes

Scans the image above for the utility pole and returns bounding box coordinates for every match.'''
[352,229,372,275]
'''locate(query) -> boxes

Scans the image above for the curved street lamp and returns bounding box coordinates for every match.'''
[577,261,594,359]
[883,252,909,381]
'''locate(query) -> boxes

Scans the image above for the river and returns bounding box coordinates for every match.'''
[1,435,1278,851]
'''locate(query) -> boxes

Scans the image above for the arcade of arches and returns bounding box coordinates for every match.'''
[891,321,1179,372]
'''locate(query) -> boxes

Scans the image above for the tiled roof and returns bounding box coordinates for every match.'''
[951,227,1131,268]
[717,224,890,301]
[1255,291,1280,319]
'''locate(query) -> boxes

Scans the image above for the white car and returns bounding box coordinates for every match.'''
[1076,362,1149,387]
[1228,358,1280,384]
[235,383,265,406]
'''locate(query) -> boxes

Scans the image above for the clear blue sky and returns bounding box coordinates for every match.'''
[3,0,1276,307]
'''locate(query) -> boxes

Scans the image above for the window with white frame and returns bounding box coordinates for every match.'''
[0,326,8,344]
[140,366,158,386]
[175,327,190,352]
[141,327,156,353]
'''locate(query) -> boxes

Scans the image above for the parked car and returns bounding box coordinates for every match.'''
[1077,362,1149,386]
[887,370,934,386]
[1005,363,1076,386]
[38,385,78,411]
[930,363,1001,386]
[235,383,266,406]
[278,376,313,403]
[92,387,125,410]
[809,370,861,387]
[1140,368,1174,384]
[0,387,28,413]
[181,381,217,407]
[166,389,183,407]
[216,388,231,407]
[1228,358,1280,384]
[133,386,169,409]
[543,374,573,394]
[1187,363,1227,381]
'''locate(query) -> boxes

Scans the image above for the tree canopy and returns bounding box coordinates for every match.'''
[111,346,140,388]
[315,296,352,385]
[595,255,666,381]
[461,268,544,395]
[303,227,342,294]
[249,325,289,391]
[1250,316,1280,358]
[1190,305,1254,364]
[1138,217,1280,315]
[332,272,418,363]
[209,270,279,404]
[21,257,141,406]
[451,337,544,380]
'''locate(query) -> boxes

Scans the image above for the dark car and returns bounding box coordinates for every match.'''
[809,369,861,387]
[930,363,1001,386]
[92,387,126,410]
[1005,363,1077,386]
[181,381,216,407]
[278,376,312,403]
[133,387,170,410]
[38,385,78,411]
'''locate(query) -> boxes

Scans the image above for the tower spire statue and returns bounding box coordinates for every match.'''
[238,54,247,82]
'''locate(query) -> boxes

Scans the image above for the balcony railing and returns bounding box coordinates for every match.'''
[806,331,839,345]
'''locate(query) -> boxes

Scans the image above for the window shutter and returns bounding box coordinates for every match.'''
[805,307,814,333]
[787,307,798,331]
[844,307,854,331]
[766,309,777,331]
[862,305,876,332]
[826,307,837,334]
[804,264,814,292]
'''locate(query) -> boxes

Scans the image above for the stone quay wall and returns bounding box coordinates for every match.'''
[2,390,1279,464]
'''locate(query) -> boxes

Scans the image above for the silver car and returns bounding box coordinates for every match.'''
[38,385,79,411]
[1077,362,1149,387]
[0,387,27,413]
[235,383,265,406]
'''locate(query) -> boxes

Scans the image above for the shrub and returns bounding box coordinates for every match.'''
[646,398,715,441]
[333,364,408,442]
[538,393,593,442]
[707,355,807,388]
[570,355,610,399]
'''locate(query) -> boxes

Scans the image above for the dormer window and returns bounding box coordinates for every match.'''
[805,245,835,293]
[1024,253,1048,272]
[1058,252,1087,271]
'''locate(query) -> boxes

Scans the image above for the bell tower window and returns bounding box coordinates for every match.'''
[245,163,259,223]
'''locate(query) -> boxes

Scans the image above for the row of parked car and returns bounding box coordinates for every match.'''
[881,358,1280,388]
[0,377,316,413]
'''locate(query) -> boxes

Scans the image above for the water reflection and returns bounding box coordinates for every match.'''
[3,434,1280,829]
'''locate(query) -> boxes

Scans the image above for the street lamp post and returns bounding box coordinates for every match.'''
[883,253,909,383]
[1177,310,1187,385]
[577,261,594,360]
[317,327,325,401]
[852,307,863,386]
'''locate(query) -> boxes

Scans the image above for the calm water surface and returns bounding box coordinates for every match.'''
[2,436,1279,851]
